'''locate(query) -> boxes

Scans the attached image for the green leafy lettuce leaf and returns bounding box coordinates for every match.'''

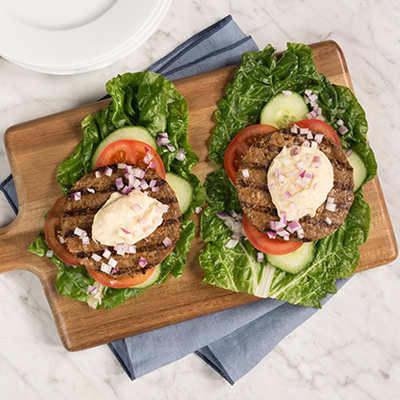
[30,71,205,309]
[200,43,377,307]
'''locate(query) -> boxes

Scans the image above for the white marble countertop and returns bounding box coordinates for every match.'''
[1,1,399,399]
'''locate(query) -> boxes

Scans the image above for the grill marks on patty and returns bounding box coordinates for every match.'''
[60,165,182,279]
[236,128,354,242]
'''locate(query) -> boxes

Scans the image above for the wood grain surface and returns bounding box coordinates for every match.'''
[0,40,397,351]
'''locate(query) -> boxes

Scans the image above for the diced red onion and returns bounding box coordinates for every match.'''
[308,93,318,103]
[257,252,264,262]
[87,188,95,194]
[217,212,229,219]
[149,179,156,188]
[290,124,299,134]
[163,237,173,247]
[121,186,132,195]
[149,161,156,169]
[157,137,170,146]
[108,258,118,268]
[269,183,275,191]
[140,180,149,190]
[125,165,133,174]
[291,147,298,156]
[139,258,147,268]
[273,168,281,178]
[128,245,136,254]
[306,110,317,119]
[82,236,90,245]
[195,206,202,214]
[242,169,249,178]
[300,128,309,135]
[267,231,277,239]
[87,285,97,294]
[46,249,54,258]
[283,191,291,199]
[325,217,332,225]
[297,161,306,171]
[101,263,112,274]
[139,217,147,225]
[71,192,81,201]
[346,149,352,157]
[102,249,111,259]
[132,204,142,212]
[152,187,159,192]
[121,227,131,234]
[287,220,302,232]
[116,177,124,191]
[312,156,321,164]
[95,171,102,179]
[302,140,310,147]
[336,119,344,126]
[118,163,126,169]
[286,169,298,177]
[143,153,153,164]
[166,143,176,152]
[304,89,313,97]
[104,167,113,177]
[91,253,102,262]
[133,168,144,179]
[314,133,324,143]
[58,236,65,244]
[143,237,149,243]
[159,132,169,139]
[176,148,186,161]
[74,227,86,237]
[111,267,119,274]
[277,230,290,238]
[144,146,150,153]
[307,132,314,140]
[225,238,239,249]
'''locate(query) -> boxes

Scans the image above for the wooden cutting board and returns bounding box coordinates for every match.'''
[0,40,397,351]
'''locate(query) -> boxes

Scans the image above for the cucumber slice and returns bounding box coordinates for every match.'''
[91,126,157,169]
[132,264,162,289]
[347,150,367,192]
[266,242,316,274]
[165,172,193,214]
[260,92,309,128]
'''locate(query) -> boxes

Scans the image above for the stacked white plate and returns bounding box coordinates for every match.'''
[0,0,171,74]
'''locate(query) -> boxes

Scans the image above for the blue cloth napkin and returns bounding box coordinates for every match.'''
[1,15,349,384]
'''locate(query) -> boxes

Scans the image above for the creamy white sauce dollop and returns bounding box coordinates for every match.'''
[92,189,167,246]
[267,145,334,221]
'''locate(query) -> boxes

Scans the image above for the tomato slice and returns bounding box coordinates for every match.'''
[224,124,277,184]
[94,140,166,179]
[293,119,342,148]
[44,196,81,266]
[242,214,303,256]
[87,267,156,289]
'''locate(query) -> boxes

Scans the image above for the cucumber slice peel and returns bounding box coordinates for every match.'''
[132,264,162,289]
[260,92,309,128]
[266,242,316,274]
[91,126,157,170]
[165,172,193,214]
[347,150,368,192]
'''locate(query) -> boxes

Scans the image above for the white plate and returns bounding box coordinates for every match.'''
[0,0,171,74]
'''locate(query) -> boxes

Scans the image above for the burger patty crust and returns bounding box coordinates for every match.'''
[236,128,354,242]
[60,164,182,279]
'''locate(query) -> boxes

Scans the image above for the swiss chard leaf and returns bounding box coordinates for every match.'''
[30,71,204,309]
[201,43,377,308]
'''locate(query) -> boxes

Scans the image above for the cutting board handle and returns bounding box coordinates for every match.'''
[0,216,36,274]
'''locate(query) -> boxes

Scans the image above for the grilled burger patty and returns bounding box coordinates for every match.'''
[236,128,354,242]
[60,164,182,279]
